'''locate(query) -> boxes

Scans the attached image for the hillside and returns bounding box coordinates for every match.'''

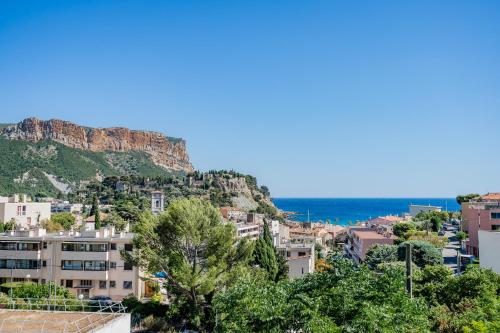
[0,137,181,196]
[0,118,278,216]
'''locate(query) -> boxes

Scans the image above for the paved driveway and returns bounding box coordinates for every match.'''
[442,230,460,272]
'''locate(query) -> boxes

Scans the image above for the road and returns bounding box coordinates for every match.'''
[442,229,460,272]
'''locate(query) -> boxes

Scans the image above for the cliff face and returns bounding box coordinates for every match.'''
[1,118,193,173]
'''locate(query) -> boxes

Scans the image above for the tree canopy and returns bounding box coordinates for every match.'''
[365,244,399,269]
[123,198,254,331]
[397,240,443,268]
[51,212,76,230]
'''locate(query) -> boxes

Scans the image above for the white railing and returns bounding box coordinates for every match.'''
[0,298,127,333]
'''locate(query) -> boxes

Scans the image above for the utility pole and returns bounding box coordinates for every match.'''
[405,243,413,298]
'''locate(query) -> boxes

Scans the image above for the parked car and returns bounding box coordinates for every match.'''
[89,295,113,309]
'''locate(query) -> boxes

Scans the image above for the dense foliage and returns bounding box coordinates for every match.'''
[0,137,173,196]
[364,244,399,269]
[397,240,443,268]
[50,212,76,230]
[214,256,500,333]
[456,194,480,205]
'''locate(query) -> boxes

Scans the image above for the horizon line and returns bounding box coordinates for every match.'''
[272,197,457,199]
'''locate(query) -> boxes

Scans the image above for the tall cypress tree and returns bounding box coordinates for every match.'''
[90,194,101,229]
[253,221,278,280]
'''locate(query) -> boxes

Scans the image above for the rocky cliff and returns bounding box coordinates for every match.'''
[1,118,193,173]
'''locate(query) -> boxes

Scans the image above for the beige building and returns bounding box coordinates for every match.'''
[0,195,51,228]
[0,226,144,300]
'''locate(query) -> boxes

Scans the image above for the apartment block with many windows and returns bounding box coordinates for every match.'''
[0,226,144,300]
[462,193,500,257]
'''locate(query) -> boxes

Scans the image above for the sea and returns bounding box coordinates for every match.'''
[272,198,460,225]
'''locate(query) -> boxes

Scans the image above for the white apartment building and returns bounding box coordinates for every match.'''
[478,230,500,274]
[235,223,260,240]
[0,195,51,228]
[408,204,442,217]
[0,226,145,300]
[51,202,83,214]
[277,240,315,279]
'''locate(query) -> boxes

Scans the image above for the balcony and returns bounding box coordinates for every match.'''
[60,251,109,261]
[59,270,109,280]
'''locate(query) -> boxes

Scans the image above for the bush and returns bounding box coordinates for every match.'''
[364,244,398,269]
[392,222,416,238]
[456,231,467,242]
[397,240,443,268]
[51,212,76,230]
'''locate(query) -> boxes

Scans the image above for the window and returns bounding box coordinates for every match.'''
[16,206,26,216]
[42,260,46,267]
[87,243,107,252]
[110,243,117,250]
[492,225,500,231]
[123,281,132,289]
[41,279,46,284]
[62,260,107,271]
[298,252,306,257]
[84,261,107,271]
[110,262,116,269]
[18,243,40,251]
[0,242,17,250]
[286,251,290,257]
[66,280,73,288]
[62,243,107,252]
[80,280,92,287]
[43,242,47,249]
[124,262,133,271]
[99,281,107,289]
[60,280,64,286]
[124,244,133,251]
[491,212,500,219]
[110,281,116,288]
[61,260,83,270]
[0,259,40,269]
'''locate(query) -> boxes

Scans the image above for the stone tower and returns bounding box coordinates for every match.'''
[151,191,165,215]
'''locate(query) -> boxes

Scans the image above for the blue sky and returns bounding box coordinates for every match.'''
[1,1,499,197]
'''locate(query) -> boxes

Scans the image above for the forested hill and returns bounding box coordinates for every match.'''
[0,137,179,196]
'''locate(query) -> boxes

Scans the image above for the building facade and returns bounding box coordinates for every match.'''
[344,227,396,263]
[277,241,315,279]
[409,204,442,217]
[0,227,144,300]
[462,194,500,257]
[478,230,500,274]
[0,195,51,228]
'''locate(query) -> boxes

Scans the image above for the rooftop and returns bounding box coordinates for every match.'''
[367,215,402,225]
[481,192,500,201]
[0,310,123,332]
[352,229,396,240]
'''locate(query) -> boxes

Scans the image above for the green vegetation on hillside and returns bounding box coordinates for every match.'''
[0,137,177,196]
